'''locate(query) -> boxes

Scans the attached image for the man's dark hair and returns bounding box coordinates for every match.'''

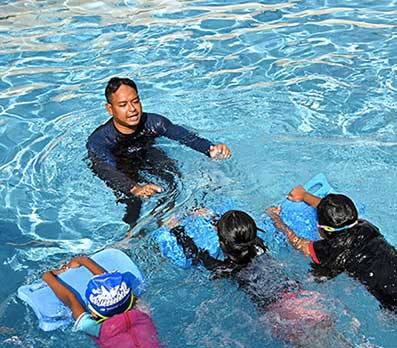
[317,194,358,229]
[105,77,138,103]
[217,210,258,265]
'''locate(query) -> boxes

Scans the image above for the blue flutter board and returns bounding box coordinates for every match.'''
[261,173,365,243]
[17,248,144,331]
[153,202,234,268]
[156,174,365,267]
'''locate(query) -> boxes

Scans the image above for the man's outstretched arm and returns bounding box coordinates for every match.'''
[154,114,231,159]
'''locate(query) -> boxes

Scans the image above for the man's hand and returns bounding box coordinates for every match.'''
[209,144,231,160]
[287,185,307,202]
[131,183,164,199]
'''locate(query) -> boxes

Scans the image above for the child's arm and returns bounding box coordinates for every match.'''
[287,185,321,207]
[170,225,224,270]
[42,270,86,320]
[42,256,106,320]
[266,206,311,257]
[65,256,106,275]
[162,207,213,229]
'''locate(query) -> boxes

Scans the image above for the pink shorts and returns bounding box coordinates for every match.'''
[266,290,333,342]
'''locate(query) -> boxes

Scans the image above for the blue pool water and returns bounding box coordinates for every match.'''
[1,0,397,347]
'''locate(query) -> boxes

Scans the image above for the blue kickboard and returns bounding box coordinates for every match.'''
[153,202,233,268]
[261,173,365,242]
[17,248,144,331]
[280,173,334,241]
[155,175,364,267]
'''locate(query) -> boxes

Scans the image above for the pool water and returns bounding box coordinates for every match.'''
[1,0,397,347]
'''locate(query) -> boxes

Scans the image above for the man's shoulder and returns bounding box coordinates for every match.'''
[89,118,114,137]
[143,112,169,125]
[141,112,172,133]
[87,119,115,146]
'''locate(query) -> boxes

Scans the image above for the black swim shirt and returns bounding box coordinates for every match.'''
[86,113,213,195]
[310,220,397,309]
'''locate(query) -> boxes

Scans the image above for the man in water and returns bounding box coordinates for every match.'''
[87,77,231,226]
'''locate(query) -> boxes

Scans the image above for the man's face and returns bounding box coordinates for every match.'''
[106,84,143,134]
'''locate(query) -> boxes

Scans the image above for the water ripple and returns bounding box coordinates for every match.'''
[1,1,397,346]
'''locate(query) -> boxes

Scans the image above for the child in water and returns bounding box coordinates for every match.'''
[266,185,397,310]
[166,209,332,344]
[42,255,161,348]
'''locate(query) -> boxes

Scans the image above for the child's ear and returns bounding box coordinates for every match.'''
[318,228,328,239]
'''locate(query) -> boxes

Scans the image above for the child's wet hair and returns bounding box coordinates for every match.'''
[216,210,258,265]
[317,194,358,230]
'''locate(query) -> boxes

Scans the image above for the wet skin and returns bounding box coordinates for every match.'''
[105,84,143,134]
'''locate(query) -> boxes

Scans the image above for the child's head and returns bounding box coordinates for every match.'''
[85,271,134,320]
[317,194,358,237]
[216,210,258,265]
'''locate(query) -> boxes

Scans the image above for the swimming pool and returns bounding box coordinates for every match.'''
[1,0,396,346]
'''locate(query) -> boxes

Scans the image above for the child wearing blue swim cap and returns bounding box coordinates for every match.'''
[267,184,397,311]
[42,256,161,348]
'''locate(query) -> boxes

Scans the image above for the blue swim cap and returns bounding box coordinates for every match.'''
[85,271,134,318]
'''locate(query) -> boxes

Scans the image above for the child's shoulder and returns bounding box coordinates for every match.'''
[73,312,101,338]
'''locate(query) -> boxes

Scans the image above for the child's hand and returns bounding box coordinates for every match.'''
[287,185,306,202]
[51,268,68,276]
[52,257,82,275]
[192,207,211,217]
[66,258,83,269]
[162,215,180,228]
[266,205,282,217]
[58,256,87,272]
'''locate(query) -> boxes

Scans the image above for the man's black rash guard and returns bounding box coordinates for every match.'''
[86,113,214,195]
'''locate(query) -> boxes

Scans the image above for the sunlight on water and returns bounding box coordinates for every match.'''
[0,0,397,347]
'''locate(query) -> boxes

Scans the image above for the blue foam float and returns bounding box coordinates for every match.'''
[279,173,334,241]
[17,248,144,331]
[156,174,365,266]
[261,173,365,243]
[155,176,334,268]
[153,202,235,268]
